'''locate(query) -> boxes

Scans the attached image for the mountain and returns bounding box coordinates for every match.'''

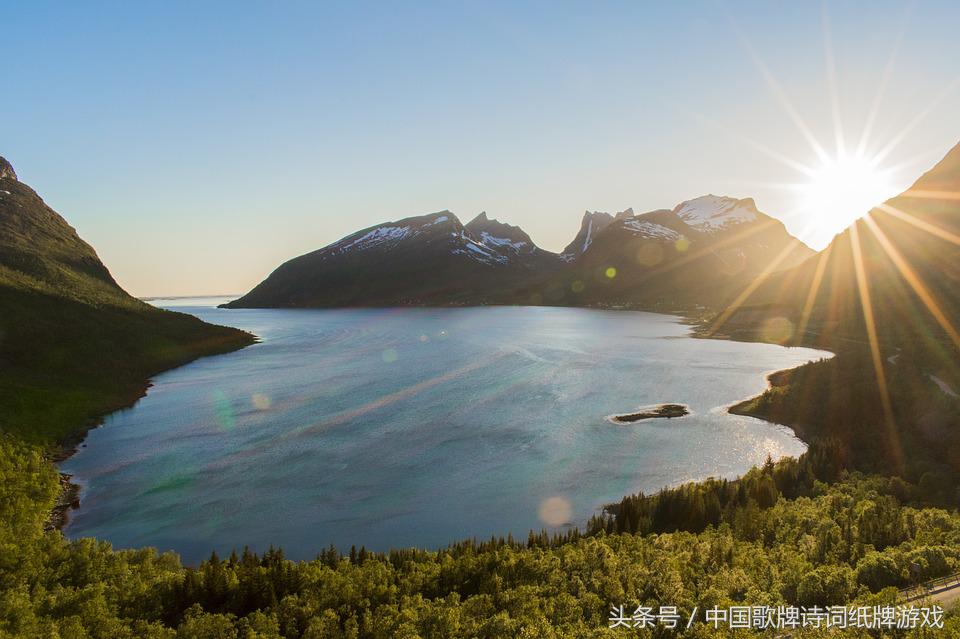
[714,142,960,489]
[464,211,538,256]
[223,210,560,308]
[716,144,960,344]
[0,156,16,180]
[541,195,814,308]
[0,157,254,443]
[0,161,133,309]
[227,196,811,310]
[560,208,633,260]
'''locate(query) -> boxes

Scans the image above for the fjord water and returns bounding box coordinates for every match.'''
[62,301,828,563]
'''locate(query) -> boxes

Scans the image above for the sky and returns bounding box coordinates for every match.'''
[3,1,959,297]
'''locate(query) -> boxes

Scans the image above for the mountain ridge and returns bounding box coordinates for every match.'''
[712,140,960,487]
[226,195,812,309]
[0,156,255,444]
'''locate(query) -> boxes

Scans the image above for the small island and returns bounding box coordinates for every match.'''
[609,403,690,424]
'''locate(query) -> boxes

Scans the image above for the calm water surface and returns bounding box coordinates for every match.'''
[62,301,829,563]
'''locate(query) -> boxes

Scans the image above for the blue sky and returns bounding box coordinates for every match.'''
[3,1,959,296]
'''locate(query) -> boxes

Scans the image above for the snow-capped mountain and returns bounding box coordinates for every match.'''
[226,195,812,309]
[465,212,540,257]
[543,196,814,308]
[620,214,681,240]
[674,195,760,232]
[223,211,559,307]
[322,212,516,266]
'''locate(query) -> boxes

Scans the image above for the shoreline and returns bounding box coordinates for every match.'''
[49,304,830,537]
[46,375,156,531]
[47,334,257,531]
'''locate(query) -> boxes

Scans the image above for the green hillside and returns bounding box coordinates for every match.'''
[710,142,960,493]
[0,158,254,445]
[3,153,960,637]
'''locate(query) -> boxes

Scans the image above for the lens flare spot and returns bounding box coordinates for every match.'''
[636,242,664,267]
[419,334,429,343]
[251,393,272,410]
[212,390,235,431]
[538,496,572,527]
[605,266,617,279]
[674,236,690,252]
[382,348,398,363]
[571,280,585,293]
[760,317,795,344]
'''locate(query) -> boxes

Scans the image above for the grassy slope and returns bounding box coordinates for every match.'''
[0,165,254,447]
[713,143,960,498]
[3,163,960,634]
[0,286,254,445]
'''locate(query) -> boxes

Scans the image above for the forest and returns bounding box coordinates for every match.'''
[3,434,960,638]
[4,152,960,636]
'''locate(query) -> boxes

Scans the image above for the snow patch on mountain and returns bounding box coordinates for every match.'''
[930,374,959,398]
[327,212,458,256]
[336,225,412,253]
[478,231,529,253]
[622,219,681,240]
[561,209,634,260]
[674,195,758,232]
[581,218,596,253]
[453,243,508,265]
[450,230,506,264]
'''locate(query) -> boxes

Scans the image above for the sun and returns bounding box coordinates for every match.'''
[799,153,898,244]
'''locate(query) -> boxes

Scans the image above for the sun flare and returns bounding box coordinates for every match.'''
[800,153,898,241]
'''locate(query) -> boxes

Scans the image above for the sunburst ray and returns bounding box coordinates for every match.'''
[821,2,845,157]
[862,214,960,351]
[855,1,913,157]
[877,202,960,246]
[796,243,834,339]
[849,223,902,471]
[706,238,809,337]
[873,75,960,165]
[721,8,830,163]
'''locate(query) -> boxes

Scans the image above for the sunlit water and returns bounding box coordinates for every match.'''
[62,300,829,563]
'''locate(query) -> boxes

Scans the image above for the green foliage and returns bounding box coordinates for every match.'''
[2,431,958,639]
[0,172,254,445]
[0,285,254,444]
[3,164,960,636]
[730,348,960,496]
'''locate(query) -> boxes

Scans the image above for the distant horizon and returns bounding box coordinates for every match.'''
[5,1,959,296]
[23,141,950,299]
[130,195,829,299]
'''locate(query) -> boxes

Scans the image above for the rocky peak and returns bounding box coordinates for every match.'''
[468,211,490,225]
[466,212,535,253]
[561,208,634,258]
[0,157,17,181]
[673,195,760,232]
[580,208,633,226]
[398,210,462,235]
[582,210,612,225]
